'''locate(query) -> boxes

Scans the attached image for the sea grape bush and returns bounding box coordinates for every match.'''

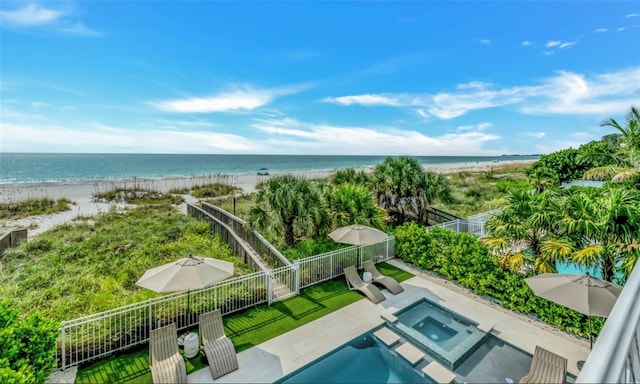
[0,301,58,384]
[394,224,597,338]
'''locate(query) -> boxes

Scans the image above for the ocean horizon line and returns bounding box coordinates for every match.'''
[0,153,540,185]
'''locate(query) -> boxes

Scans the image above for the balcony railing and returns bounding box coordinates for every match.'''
[576,259,640,383]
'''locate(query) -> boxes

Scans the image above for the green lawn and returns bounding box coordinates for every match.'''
[75,263,413,383]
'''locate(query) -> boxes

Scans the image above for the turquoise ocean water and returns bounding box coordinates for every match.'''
[0,153,539,184]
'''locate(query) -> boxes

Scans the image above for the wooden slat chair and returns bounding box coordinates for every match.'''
[149,323,187,384]
[344,266,386,304]
[200,309,239,379]
[520,345,567,384]
[363,260,404,294]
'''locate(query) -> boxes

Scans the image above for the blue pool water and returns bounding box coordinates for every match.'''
[555,262,602,278]
[389,298,488,369]
[277,331,429,383]
[414,316,457,342]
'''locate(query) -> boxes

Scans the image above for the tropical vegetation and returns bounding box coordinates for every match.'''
[482,186,640,282]
[395,225,600,339]
[0,301,58,384]
[582,106,640,182]
[483,107,640,283]
[247,156,457,248]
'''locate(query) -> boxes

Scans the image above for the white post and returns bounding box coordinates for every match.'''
[294,260,300,295]
[148,299,152,332]
[61,326,66,371]
[266,270,272,305]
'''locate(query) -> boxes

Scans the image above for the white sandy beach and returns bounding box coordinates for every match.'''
[0,159,534,237]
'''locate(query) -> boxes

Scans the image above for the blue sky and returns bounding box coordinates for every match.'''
[1,1,639,155]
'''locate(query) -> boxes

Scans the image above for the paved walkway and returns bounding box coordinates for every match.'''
[188,261,590,383]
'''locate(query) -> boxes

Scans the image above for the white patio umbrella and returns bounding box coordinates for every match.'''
[525,272,622,348]
[328,224,388,246]
[136,254,234,330]
[136,254,234,293]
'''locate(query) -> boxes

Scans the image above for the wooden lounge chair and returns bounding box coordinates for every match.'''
[363,260,404,294]
[344,266,386,304]
[520,345,567,384]
[149,323,187,384]
[199,309,239,379]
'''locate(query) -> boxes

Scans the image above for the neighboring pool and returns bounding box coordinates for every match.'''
[556,262,602,278]
[388,298,488,369]
[277,330,430,384]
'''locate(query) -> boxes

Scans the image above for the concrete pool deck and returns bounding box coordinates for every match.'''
[188,260,590,383]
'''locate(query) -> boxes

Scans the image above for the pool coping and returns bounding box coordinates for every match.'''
[187,260,590,383]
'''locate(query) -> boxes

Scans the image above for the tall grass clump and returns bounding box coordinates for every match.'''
[0,198,72,220]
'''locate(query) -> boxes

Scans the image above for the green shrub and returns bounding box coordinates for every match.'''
[0,301,58,384]
[394,223,598,338]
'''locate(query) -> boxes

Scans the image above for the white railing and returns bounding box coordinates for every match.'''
[427,208,502,237]
[55,237,395,370]
[577,260,640,383]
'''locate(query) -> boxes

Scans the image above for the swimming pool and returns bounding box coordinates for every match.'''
[276,298,540,384]
[277,330,431,383]
[388,298,488,369]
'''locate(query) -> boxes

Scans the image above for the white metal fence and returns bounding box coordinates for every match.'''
[427,208,502,237]
[55,237,395,370]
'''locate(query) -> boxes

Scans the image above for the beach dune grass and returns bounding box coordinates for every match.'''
[0,198,72,220]
[76,264,413,383]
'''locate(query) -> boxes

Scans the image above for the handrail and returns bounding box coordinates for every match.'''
[577,260,640,383]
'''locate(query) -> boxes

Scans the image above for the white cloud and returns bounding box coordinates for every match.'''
[457,81,492,90]
[558,41,578,49]
[521,67,640,115]
[0,3,63,26]
[521,41,532,46]
[594,28,608,33]
[617,27,627,32]
[457,122,492,131]
[1,122,259,153]
[624,13,639,18]
[152,85,305,113]
[0,3,101,36]
[545,40,578,50]
[251,117,501,155]
[322,94,402,106]
[478,38,491,46]
[323,67,640,119]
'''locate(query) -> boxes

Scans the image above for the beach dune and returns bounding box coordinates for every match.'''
[0,159,534,237]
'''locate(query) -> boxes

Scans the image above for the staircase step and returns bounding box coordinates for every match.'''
[373,327,401,347]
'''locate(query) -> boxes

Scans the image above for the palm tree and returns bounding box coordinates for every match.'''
[248,175,326,246]
[331,168,370,186]
[482,189,568,273]
[582,106,640,182]
[558,186,640,282]
[371,156,454,226]
[324,183,385,229]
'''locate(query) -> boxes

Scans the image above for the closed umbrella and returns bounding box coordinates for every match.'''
[328,224,388,246]
[136,254,234,330]
[525,272,622,348]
